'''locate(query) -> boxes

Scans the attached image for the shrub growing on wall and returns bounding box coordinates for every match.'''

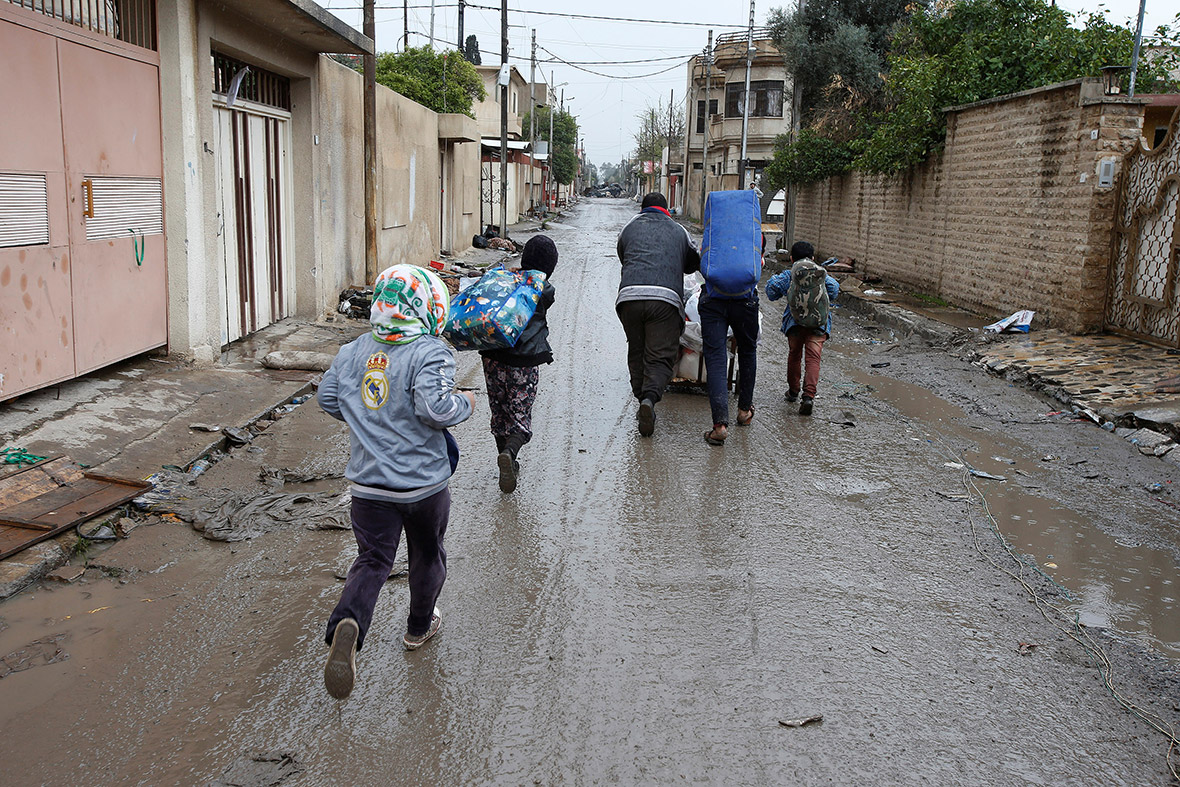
[374,47,486,119]
[767,0,1180,180]
[764,129,859,189]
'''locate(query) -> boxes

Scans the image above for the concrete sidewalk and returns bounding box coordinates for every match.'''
[838,276,1180,458]
[0,318,368,598]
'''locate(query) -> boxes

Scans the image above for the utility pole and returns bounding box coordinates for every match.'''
[499,0,509,235]
[403,0,409,51]
[700,29,712,221]
[429,0,436,48]
[530,29,536,214]
[1128,0,1147,97]
[363,0,377,282]
[738,0,755,189]
[549,71,555,209]
[560,88,565,205]
[458,0,465,49]
[666,88,674,204]
[785,0,804,248]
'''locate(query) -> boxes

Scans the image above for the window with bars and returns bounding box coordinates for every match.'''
[5,0,157,50]
[725,81,784,119]
[212,52,292,112]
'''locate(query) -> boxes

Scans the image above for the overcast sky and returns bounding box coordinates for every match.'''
[322,0,1174,168]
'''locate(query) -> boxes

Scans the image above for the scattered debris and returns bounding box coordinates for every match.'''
[990,456,1016,465]
[1043,562,1058,568]
[207,751,302,787]
[0,634,69,677]
[969,469,1007,481]
[870,362,891,368]
[487,237,522,252]
[261,351,335,372]
[114,517,142,538]
[935,491,970,501]
[863,289,886,296]
[1041,454,1059,462]
[943,462,965,470]
[166,489,352,541]
[45,564,86,583]
[337,286,373,319]
[189,423,222,432]
[223,427,254,446]
[870,644,889,655]
[778,715,823,728]
[0,447,47,467]
[1017,642,1041,655]
[983,309,1034,333]
[1145,483,1165,494]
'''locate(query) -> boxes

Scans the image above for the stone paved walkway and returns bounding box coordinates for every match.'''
[970,329,1180,431]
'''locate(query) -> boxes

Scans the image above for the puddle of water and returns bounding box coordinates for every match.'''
[971,481,1180,655]
[849,368,1180,658]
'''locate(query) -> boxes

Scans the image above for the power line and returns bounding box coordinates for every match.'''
[466,4,744,28]
[537,54,689,66]
[539,45,689,80]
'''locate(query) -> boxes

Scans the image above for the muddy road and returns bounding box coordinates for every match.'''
[1,199,1178,785]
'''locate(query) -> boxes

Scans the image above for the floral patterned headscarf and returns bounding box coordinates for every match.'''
[370,264,451,344]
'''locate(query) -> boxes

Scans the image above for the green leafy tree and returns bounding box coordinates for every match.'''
[857,0,1179,172]
[767,0,1180,181]
[768,0,917,132]
[374,46,486,119]
[523,105,580,184]
[632,97,685,168]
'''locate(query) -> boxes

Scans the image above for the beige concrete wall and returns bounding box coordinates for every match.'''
[794,79,1145,332]
[315,59,482,312]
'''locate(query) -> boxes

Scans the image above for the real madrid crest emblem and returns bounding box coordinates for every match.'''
[362,352,390,410]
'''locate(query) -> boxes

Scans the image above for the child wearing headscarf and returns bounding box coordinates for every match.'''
[479,235,558,493]
[318,264,474,700]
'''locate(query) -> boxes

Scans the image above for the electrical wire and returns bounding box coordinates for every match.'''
[539,45,689,80]
[465,4,744,28]
[537,54,690,66]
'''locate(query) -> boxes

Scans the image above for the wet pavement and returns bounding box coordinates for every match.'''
[0,199,1179,785]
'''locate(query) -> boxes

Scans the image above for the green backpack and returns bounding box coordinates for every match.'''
[787,259,830,330]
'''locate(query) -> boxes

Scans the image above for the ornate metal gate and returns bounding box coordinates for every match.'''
[1106,107,1180,346]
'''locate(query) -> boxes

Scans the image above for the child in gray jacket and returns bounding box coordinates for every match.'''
[318,264,474,700]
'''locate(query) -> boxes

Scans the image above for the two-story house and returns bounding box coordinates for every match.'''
[680,31,793,221]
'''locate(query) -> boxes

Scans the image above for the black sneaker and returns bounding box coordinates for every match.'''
[497,450,518,493]
[324,617,359,700]
[800,396,814,416]
[785,389,800,403]
[637,399,656,437]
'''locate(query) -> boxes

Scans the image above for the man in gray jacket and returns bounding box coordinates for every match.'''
[616,192,700,436]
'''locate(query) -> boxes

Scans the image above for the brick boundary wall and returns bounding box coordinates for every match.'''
[794,79,1147,332]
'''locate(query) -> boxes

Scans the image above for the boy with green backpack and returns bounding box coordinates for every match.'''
[765,241,840,415]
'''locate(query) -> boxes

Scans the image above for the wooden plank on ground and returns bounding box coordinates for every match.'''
[0,479,109,529]
[0,521,75,561]
[0,458,82,508]
[15,483,143,529]
[0,461,151,558]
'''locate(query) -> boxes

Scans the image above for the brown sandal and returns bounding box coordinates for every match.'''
[737,406,755,426]
[704,425,728,446]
